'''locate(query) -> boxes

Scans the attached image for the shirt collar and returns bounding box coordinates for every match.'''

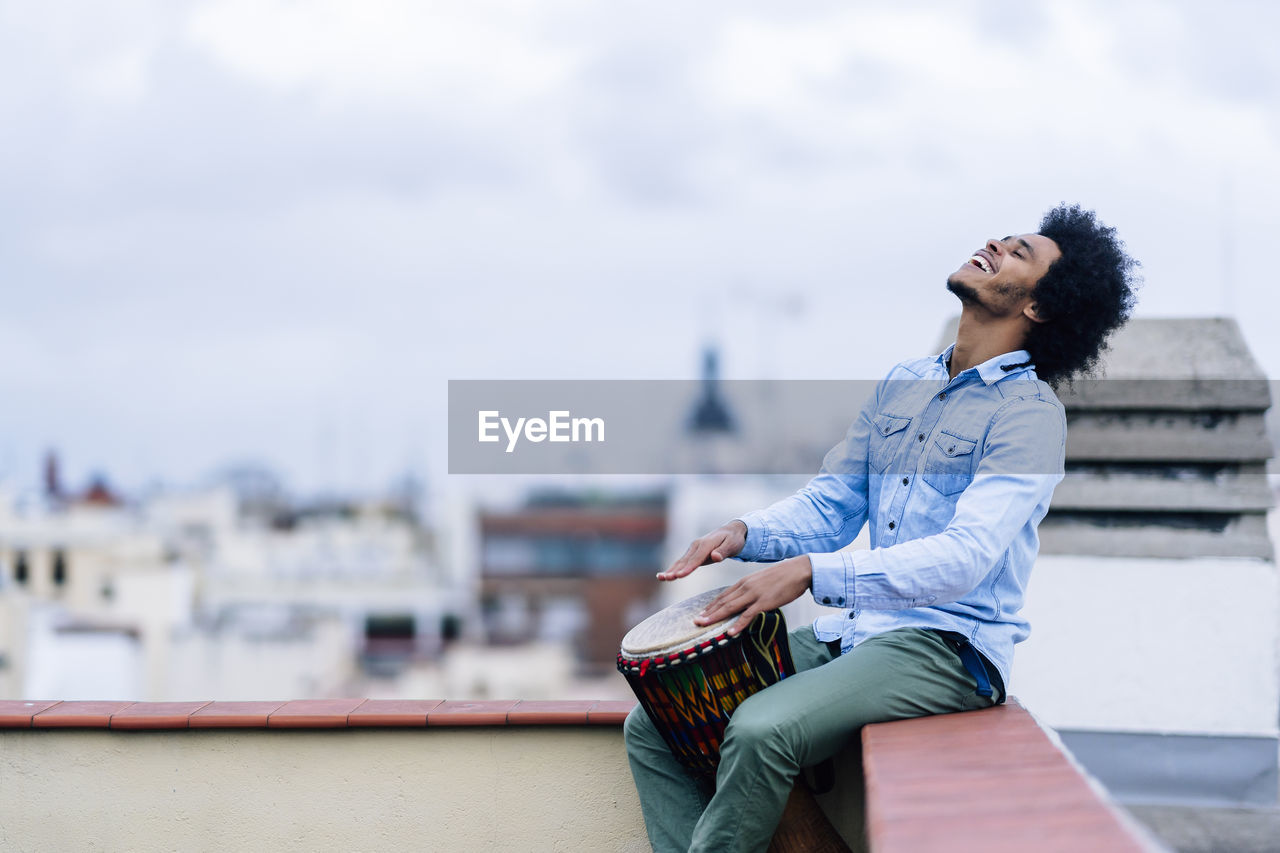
[935,344,1035,385]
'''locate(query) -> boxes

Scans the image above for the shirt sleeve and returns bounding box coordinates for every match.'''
[810,396,1066,610]
[734,383,877,562]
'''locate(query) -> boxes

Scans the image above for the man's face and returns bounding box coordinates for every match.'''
[946,233,1062,315]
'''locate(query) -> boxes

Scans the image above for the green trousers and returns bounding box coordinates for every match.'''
[623,626,1004,853]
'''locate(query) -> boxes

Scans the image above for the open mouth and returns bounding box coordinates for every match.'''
[966,252,994,274]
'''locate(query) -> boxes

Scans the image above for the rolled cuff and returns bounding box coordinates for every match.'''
[734,513,768,561]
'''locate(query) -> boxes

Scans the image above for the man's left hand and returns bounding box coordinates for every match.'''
[694,556,813,636]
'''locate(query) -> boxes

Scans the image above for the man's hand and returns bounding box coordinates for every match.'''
[693,556,813,636]
[658,520,748,581]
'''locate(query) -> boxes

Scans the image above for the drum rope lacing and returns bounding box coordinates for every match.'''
[617,632,735,676]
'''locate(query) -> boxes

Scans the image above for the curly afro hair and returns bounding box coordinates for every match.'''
[1024,204,1140,387]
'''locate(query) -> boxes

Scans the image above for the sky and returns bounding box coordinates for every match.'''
[0,0,1277,499]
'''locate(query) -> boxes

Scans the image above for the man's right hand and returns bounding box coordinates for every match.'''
[658,520,748,581]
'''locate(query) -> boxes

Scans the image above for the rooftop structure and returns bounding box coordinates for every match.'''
[1042,317,1273,559]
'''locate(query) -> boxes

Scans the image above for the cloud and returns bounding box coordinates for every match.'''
[185,0,582,109]
[0,0,1277,492]
[569,41,719,205]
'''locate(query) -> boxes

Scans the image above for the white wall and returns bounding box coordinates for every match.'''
[0,728,650,853]
[1014,554,1279,737]
[23,606,144,700]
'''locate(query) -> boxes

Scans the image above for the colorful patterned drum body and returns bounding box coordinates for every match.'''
[617,586,796,777]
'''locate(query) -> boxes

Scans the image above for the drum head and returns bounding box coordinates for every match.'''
[620,586,736,658]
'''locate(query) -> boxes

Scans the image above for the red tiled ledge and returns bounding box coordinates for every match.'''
[861,700,1154,852]
[0,699,637,730]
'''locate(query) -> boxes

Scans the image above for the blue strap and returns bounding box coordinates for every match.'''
[956,640,994,698]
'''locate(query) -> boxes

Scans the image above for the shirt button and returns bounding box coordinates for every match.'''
[848,612,856,619]
[917,433,925,442]
[901,477,909,485]
[836,597,845,605]
[888,521,896,530]
[822,597,831,605]
[938,392,947,400]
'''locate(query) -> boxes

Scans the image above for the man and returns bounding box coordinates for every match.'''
[624,203,1139,853]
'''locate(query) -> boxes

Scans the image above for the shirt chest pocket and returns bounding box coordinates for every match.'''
[922,431,978,495]
[869,414,913,473]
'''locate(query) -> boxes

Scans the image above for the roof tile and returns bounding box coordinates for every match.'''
[587,699,636,725]
[111,701,212,730]
[427,700,519,726]
[0,700,60,728]
[33,701,133,728]
[189,701,287,728]
[507,700,597,725]
[347,699,442,727]
[269,699,366,728]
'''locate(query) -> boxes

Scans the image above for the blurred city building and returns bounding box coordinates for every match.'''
[477,490,666,675]
[0,463,466,701]
[0,465,181,700]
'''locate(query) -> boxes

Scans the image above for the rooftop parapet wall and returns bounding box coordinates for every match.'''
[0,698,636,728]
[0,698,863,853]
[0,698,1155,853]
[0,720,649,853]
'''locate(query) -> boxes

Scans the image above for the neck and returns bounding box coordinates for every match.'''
[948,309,1029,379]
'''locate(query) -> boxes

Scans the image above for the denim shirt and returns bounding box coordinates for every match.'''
[736,345,1066,689]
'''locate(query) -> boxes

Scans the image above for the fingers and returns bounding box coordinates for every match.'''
[694,583,749,628]
[664,540,710,580]
[692,558,808,634]
[658,534,727,581]
[729,607,760,637]
[658,522,746,582]
[699,595,756,636]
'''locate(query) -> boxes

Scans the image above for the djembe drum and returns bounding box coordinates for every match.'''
[618,586,794,776]
[618,587,851,853]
